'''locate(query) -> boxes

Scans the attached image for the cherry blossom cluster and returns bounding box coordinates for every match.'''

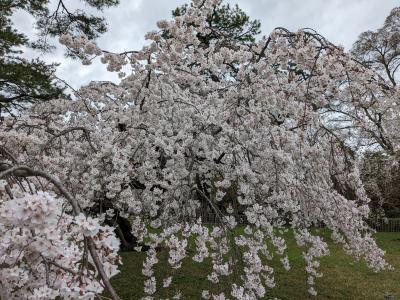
[59,33,127,71]
[0,182,120,299]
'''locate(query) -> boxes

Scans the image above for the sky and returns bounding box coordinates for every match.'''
[12,0,399,89]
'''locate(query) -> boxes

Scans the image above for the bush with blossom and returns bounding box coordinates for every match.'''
[0,0,397,299]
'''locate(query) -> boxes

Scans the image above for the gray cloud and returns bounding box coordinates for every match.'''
[232,0,398,49]
[12,0,399,89]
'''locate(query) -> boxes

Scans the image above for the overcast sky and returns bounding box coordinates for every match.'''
[13,0,399,89]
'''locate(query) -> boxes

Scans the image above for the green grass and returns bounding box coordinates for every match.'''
[107,230,400,299]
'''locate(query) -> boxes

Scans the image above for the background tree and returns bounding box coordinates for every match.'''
[0,0,119,114]
[351,6,400,218]
[352,6,400,87]
[0,2,61,114]
[171,3,261,48]
[361,152,400,218]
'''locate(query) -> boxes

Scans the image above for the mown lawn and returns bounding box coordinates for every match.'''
[107,230,400,299]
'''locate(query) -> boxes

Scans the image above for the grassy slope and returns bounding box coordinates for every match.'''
[108,230,400,299]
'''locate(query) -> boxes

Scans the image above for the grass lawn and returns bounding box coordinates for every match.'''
[107,230,400,299]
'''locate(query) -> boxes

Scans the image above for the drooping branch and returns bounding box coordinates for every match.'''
[45,126,98,152]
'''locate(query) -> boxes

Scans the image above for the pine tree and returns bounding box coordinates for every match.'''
[0,0,119,115]
[172,3,261,48]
